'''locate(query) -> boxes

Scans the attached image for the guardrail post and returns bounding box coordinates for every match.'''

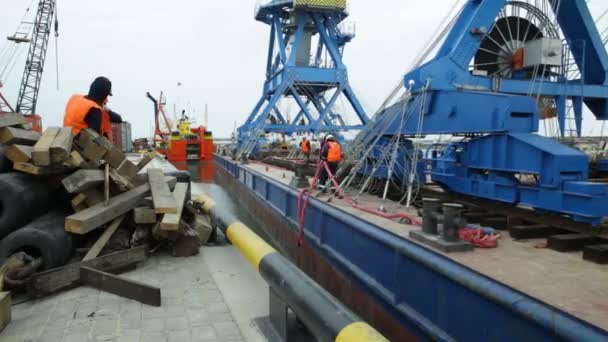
[269,287,291,341]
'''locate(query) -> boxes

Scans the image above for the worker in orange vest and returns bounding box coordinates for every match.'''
[300,137,311,162]
[63,76,123,141]
[319,135,342,187]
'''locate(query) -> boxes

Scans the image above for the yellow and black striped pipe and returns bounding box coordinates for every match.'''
[195,194,389,342]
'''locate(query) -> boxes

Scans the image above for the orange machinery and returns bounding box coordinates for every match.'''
[146,91,214,163]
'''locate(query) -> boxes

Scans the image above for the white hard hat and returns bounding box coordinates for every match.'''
[326,135,335,141]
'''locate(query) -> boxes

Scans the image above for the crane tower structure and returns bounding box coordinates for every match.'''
[238,0,370,156]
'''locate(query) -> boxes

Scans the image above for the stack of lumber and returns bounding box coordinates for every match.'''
[0,116,214,308]
[1,123,212,257]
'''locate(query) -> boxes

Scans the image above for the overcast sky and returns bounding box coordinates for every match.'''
[0,1,607,138]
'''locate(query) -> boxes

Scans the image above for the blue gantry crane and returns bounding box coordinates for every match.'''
[350,0,608,224]
[237,0,369,157]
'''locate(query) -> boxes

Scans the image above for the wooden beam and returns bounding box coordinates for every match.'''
[28,246,147,298]
[133,207,157,224]
[0,292,10,333]
[173,221,201,257]
[148,169,177,214]
[13,162,70,176]
[80,266,161,307]
[105,146,126,169]
[0,113,27,128]
[32,127,61,166]
[84,189,105,207]
[5,144,33,163]
[547,234,605,252]
[65,176,177,234]
[0,127,40,145]
[66,150,86,169]
[62,170,105,194]
[160,183,188,231]
[109,168,134,192]
[117,159,138,180]
[49,128,74,164]
[79,141,107,162]
[71,193,88,212]
[509,225,567,240]
[82,216,125,261]
[583,244,608,264]
[136,151,156,171]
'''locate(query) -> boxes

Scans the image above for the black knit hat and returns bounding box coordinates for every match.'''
[88,76,112,100]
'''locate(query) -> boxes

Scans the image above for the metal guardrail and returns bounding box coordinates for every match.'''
[195,194,389,342]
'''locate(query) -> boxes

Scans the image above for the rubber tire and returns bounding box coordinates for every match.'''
[0,210,74,270]
[0,144,12,173]
[0,173,56,239]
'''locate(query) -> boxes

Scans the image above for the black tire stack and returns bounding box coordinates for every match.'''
[0,173,75,271]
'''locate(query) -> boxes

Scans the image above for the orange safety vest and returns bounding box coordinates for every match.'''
[63,95,113,141]
[300,140,310,154]
[327,141,342,162]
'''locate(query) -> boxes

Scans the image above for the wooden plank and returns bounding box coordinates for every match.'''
[0,127,40,145]
[148,169,177,214]
[5,144,33,163]
[80,141,107,162]
[62,170,105,194]
[0,113,27,128]
[94,135,115,151]
[583,244,608,264]
[82,216,125,261]
[105,146,126,169]
[133,207,157,224]
[66,150,86,169]
[160,183,188,231]
[117,159,138,180]
[509,225,568,240]
[71,193,88,212]
[65,176,177,234]
[0,292,10,333]
[49,128,74,164]
[109,168,134,192]
[136,151,156,171]
[84,189,105,206]
[547,234,605,252]
[477,217,508,230]
[173,221,201,257]
[28,246,147,297]
[32,127,61,166]
[80,266,161,307]
[14,162,70,175]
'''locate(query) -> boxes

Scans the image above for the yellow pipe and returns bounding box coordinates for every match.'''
[194,194,389,342]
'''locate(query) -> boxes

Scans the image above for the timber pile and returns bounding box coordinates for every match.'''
[0,115,214,311]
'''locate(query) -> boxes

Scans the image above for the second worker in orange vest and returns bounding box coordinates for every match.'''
[319,135,342,187]
[63,76,123,141]
[300,137,311,162]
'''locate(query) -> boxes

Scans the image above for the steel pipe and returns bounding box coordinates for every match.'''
[195,194,388,342]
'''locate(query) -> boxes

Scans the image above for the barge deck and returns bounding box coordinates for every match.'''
[215,155,608,340]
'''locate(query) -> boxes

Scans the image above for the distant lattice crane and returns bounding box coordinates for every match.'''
[13,0,58,116]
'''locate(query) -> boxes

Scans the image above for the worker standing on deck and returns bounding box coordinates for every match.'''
[319,135,342,187]
[63,76,123,141]
[300,137,311,162]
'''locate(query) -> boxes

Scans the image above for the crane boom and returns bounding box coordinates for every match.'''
[15,0,56,115]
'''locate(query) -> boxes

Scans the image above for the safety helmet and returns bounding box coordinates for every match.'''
[326,135,336,141]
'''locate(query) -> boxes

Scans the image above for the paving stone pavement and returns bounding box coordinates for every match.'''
[0,252,248,342]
